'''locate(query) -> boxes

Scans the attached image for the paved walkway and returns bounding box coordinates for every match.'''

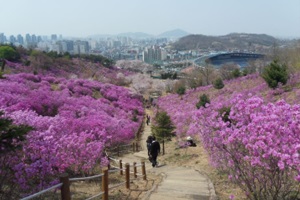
[121,109,217,200]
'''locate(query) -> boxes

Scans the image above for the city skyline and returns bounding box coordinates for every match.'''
[1,0,300,39]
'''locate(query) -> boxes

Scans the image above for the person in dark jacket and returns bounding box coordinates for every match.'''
[146,135,153,159]
[149,136,160,167]
[186,136,197,147]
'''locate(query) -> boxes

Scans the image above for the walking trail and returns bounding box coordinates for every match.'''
[120,109,217,200]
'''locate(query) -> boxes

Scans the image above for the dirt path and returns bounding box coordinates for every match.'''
[119,108,217,200]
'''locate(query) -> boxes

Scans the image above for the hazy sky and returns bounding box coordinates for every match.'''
[1,0,300,38]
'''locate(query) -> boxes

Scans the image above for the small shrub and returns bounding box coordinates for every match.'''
[231,69,241,78]
[23,60,31,66]
[218,106,231,123]
[261,60,288,89]
[176,86,186,95]
[213,78,224,89]
[132,115,138,122]
[196,94,210,109]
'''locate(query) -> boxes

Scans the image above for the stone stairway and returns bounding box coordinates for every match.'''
[121,109,217,200]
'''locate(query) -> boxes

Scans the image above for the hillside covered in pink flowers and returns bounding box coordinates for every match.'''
[0,68,144,195]
[157,73,300,199]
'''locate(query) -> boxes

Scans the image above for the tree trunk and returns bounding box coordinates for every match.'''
[0,60,5,72]
[162,139,165,155]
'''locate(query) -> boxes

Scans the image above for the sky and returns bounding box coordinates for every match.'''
[1,0,300,38]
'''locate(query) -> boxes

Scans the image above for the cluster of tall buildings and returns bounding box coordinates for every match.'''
[0,32,193,64]
[0,33,63,48]
[143,46,167,63]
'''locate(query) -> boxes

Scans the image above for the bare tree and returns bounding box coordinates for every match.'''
[184,68,203,89]
[219,64,239,80]
[199,64,215,85]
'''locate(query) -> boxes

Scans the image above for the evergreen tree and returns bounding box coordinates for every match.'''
[172,72,177,79]
[196,94,210,109]
[176,85,186,95]
[232,68,241,78]
[0,45,20,61]
[262,60,288,89]
[213,78,224,89]
[151,111,175,154]
[0,111,32,153]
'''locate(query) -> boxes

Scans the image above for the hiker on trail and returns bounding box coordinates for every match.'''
[146,115,150,125]
[186,136,197,147]
[146,135,153,157]
[149,136,160,167]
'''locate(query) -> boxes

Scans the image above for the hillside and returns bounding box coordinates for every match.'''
[1,47,134,86]
[0,48,146,198]
[158,29,190,39]
[172,33,278,50]
[156,73,300,199]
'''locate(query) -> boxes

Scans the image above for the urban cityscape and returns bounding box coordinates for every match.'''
[1,0,300,199]
[0,31,283,73]
[0,32,187,63]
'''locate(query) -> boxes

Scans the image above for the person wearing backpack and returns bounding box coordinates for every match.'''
[146,135,153,162]
[149,136,160,167]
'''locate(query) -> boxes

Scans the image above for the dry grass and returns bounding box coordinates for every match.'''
[68,168,162,200]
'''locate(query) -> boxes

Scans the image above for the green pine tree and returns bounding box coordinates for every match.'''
[261,60,288,89]
[213,78,224,89]
[151,111,175,155]
[0,111,32,153]
[196,94,210,109]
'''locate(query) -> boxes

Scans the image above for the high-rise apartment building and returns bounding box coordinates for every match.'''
[37,36,42,43]
[143,46,167,63]
[0,33,7,44]
[31,34,37,43]
[17,34,24,44]
[51,34,58,41]
[25,34,32,43]
[9,35,17,43]
[59,40,74,53]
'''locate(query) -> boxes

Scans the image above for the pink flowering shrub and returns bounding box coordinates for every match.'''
[157,73,300,199]
[193,95,300,199]
[0,73,143,194]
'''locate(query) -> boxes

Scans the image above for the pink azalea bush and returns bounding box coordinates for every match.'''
[157,73,300,199]
[0,73,143,193]
[192,95,300,199]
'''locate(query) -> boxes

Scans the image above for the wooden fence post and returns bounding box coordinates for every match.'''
[132,142,135,152]
[141,161,147,180]
[133,162,137,179]
[119,160,123,175]
[135,142,138,152]
[60,173,71,200]
[102,168,109,200]
[125,163,130,189]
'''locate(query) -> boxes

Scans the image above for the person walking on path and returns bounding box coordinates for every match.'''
[146,135,153,160]
[149,136,160,167]
[146,115,150,125]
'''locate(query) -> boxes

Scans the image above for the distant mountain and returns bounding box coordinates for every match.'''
[158,29,190,39]
[86,34,114,39]
[87,29,190,39]
[117,32,154,39]
[172,33,278,51]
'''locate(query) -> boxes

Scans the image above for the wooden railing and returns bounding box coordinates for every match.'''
[20,114,146,200]
[20,158,147,200]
